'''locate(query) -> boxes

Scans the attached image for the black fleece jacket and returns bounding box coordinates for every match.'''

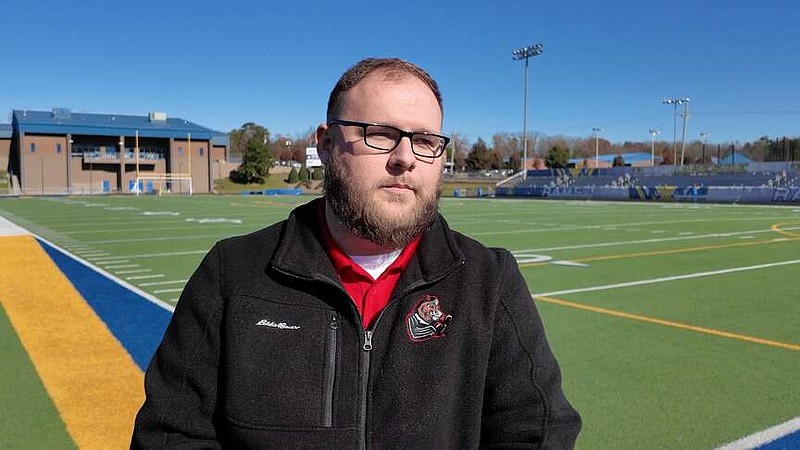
[131,198,581,449]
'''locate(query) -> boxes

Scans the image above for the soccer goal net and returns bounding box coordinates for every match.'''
[132,174,193,196]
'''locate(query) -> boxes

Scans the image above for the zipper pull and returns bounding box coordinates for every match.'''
[363,330,373,351]
[329,315,339,330]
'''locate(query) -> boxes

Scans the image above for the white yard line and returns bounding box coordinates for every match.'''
[471,216,798,237]
[138,279,188,287]
[715,416,800,450]
[82,234,223,245]
[153,288,185,294]
[126,274,166,280]
[513,227,799,254]
[116,250,209,259]
[62,225,243,235]
[103,264,139,269]
[116,269,151,274]
[92,258,131,264]
[76,251,108,257]
[536,259,800,297]
[30,236,174,312]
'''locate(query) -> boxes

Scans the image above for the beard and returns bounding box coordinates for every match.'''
[324,154,442,249]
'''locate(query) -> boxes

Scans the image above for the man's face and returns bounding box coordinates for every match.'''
[319,72,444,249]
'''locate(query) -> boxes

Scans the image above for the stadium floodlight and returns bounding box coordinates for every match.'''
[662,97,691,165]
[648,129,660,166]
[512,43,543,179]
[592,127,603,169]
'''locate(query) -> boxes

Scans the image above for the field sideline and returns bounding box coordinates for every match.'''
[1,195,798,449]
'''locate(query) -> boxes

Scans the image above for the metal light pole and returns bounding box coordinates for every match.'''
[700,132,710,164]
[679,100,690,166]
[450,129,456,172]
[662,97,690,165]
[592,127,603,169]
[648,129,660,166]
[512,43,543,179]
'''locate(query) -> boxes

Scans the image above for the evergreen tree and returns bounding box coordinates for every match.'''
[229,123,273,184]
[545,145,569,168]
[287,167,299,183]
[466,138,493,171]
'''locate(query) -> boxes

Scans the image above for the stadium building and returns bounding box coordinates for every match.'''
[4,108,230,195]
[0,124,11,179]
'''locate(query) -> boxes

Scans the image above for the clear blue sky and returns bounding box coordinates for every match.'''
[2,0,798,146]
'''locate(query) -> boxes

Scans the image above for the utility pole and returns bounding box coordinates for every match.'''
[700,132,710,164]
[662,97,690,165]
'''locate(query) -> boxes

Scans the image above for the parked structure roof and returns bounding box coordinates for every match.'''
[12,109,226,141]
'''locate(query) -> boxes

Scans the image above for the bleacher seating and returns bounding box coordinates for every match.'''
[509,165,799,191]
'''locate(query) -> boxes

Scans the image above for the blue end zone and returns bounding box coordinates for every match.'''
[36,239,171,371]
[756,430,800,449]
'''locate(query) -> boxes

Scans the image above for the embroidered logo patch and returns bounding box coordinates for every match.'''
[256,319,300,330]
[405,295,452,342]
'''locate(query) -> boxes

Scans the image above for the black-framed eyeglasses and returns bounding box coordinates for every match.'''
[328,119,450,159]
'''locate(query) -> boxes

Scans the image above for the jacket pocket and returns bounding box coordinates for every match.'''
[222,420,357,450]
[221,296,341,428]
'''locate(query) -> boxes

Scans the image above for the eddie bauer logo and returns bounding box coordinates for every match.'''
[256,319,300,330]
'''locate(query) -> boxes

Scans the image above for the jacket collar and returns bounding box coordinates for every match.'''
[269,198,465,285]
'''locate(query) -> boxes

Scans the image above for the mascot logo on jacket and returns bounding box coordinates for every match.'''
[405,295,453,342]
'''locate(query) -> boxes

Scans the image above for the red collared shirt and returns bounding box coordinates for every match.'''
[318,203,420,330]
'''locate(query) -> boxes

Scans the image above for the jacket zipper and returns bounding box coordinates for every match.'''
[359,330,373,450]
[322,312,339,427]
[356,263,465,450]
[277,264,464,448]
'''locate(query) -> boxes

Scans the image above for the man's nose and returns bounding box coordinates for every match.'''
[387,136,416,171]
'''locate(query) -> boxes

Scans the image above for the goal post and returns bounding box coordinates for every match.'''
[133,174,193,196]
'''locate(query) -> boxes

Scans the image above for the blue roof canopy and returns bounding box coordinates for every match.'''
[12,109,226,141]
[569,151,660,164]
[718,153,754,164]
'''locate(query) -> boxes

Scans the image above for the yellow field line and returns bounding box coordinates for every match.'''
[519,232,800,267]
[0,235,144,449]
[772,222,800,238]
[536,295,800,352]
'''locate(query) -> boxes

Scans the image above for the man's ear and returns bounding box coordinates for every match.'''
[316,123,332,165]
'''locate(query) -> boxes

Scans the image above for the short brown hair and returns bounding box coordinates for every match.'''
[326,58,443,121]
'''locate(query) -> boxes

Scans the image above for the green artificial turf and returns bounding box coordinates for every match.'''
[0,304,76,449]
[1,195,797,448]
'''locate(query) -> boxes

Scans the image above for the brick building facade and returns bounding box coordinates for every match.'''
[5,109,230,194]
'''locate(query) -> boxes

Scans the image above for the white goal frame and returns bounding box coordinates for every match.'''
[133,174,193,196]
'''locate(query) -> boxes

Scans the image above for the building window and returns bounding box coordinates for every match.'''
[199,147,205,157]
[30,143,36,153]
[177,147,183,157]
[56,143,62,154]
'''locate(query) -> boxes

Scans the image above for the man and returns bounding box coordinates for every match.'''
[132,58,581,449]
